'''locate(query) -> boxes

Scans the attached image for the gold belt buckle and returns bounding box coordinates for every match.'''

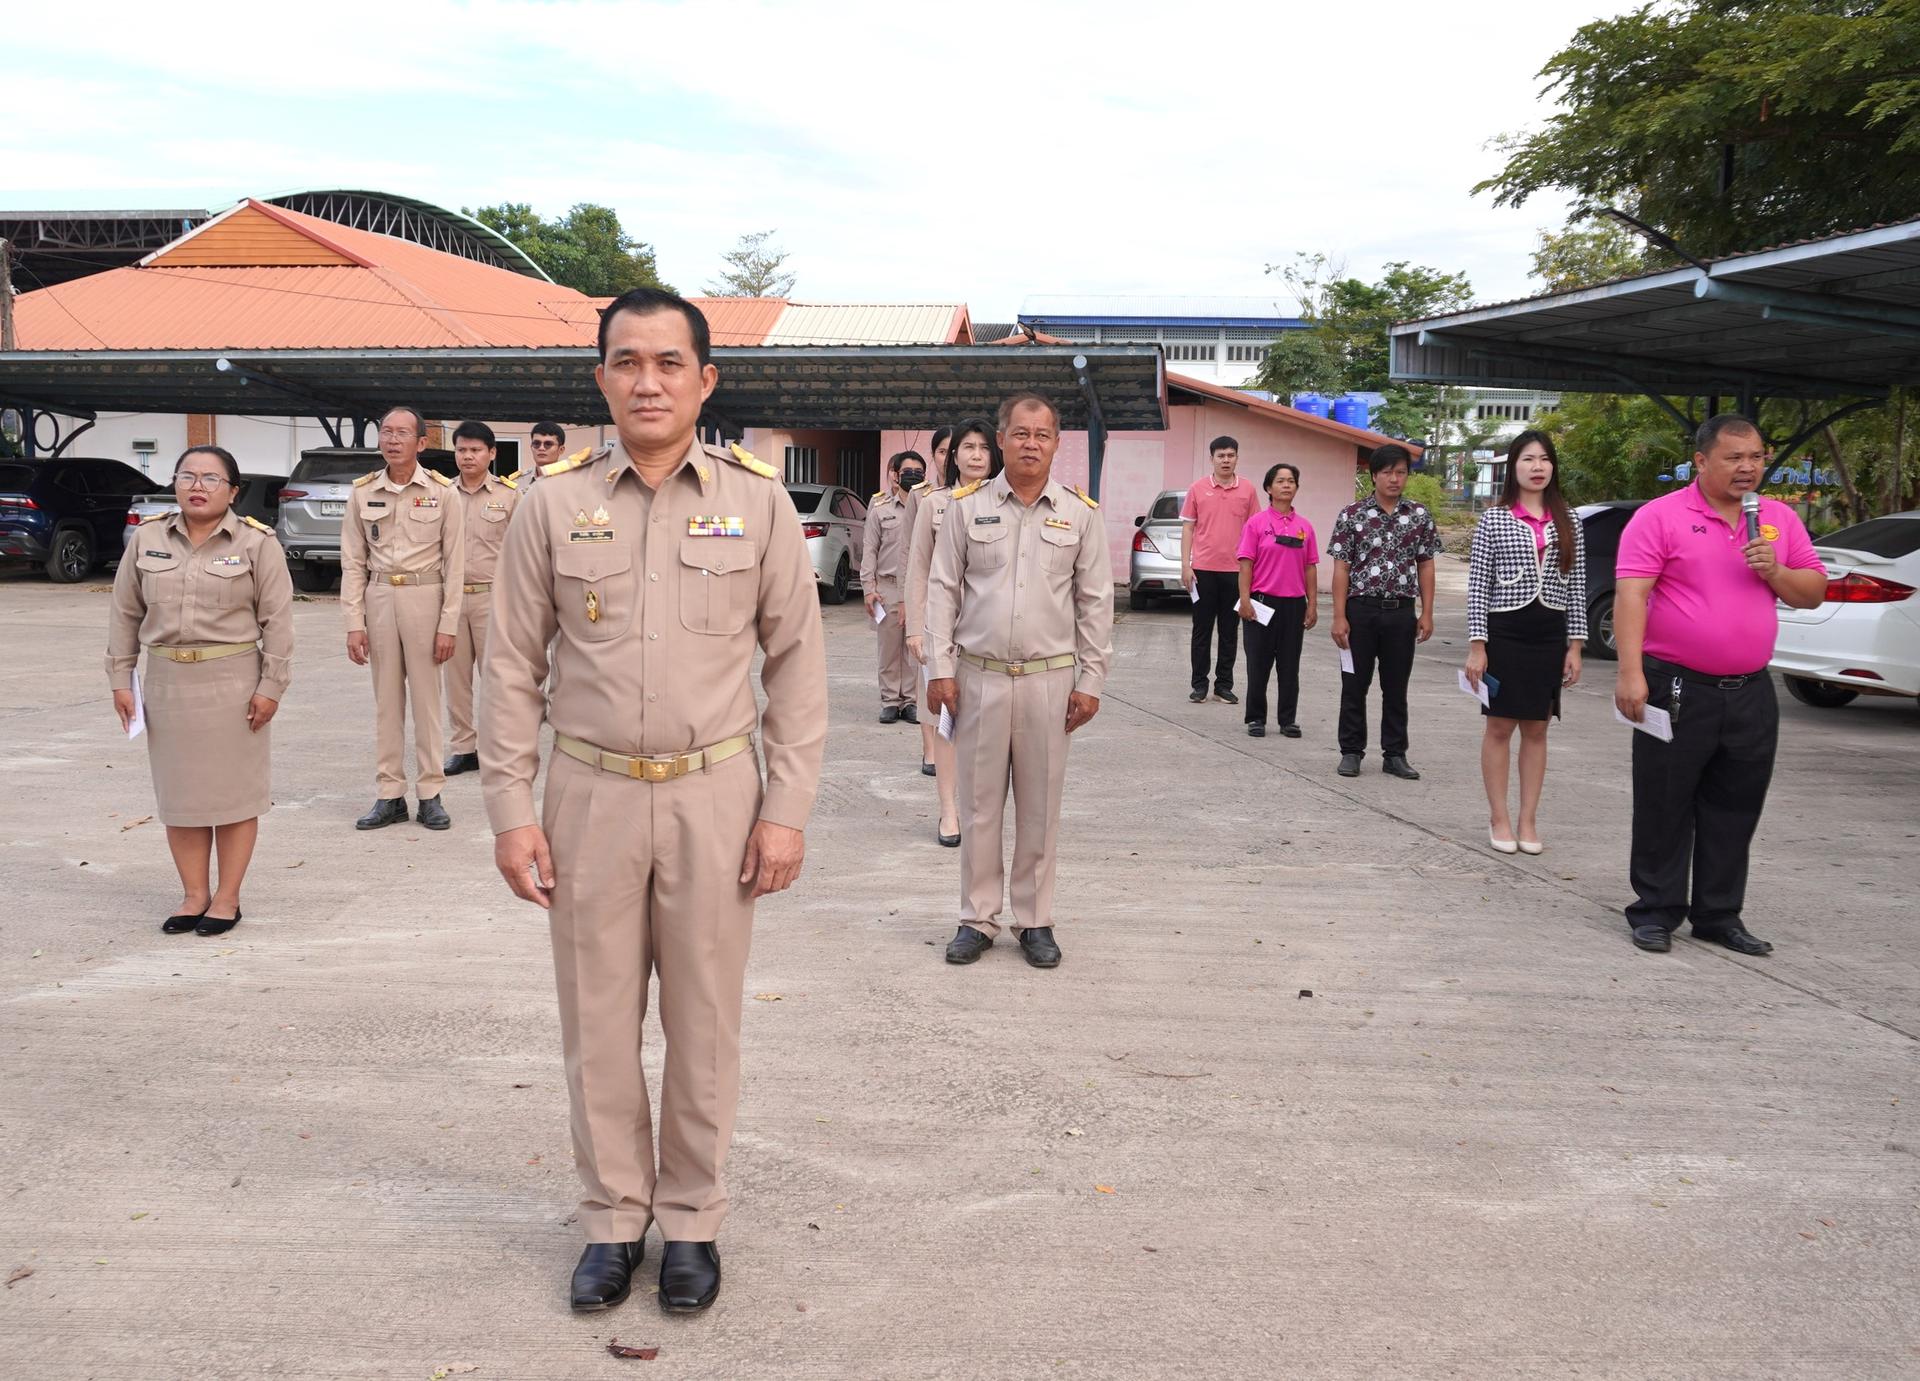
[176,648,201,663]
[629,756,678,782]
[1006,660,1026,676]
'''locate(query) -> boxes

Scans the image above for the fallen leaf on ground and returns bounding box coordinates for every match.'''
[511,1083,530,1089]
[119,816,153,832]
[230,1175,242,1188]
[795,1301,809,1313]
[443,1367,479,1376]
[31,950,41,959]
[1819,1218,1835,1227]
[296,1131,313,1140]
[129,1212,147,1221]
[1065,1128,1083,1137]
[606,1339,659,1359]
[285,860,305,869]
[1799,1231,1818,1240]
[526,1156,541,1165]
[5,1266,32,1287]
[1094,1185,1117,1194]
[1141,1246,1158,1253]
[94,1258,108,1265]
[752,993,783,1002]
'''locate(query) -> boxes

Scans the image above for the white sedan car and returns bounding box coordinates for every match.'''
[1771,510,1920,708]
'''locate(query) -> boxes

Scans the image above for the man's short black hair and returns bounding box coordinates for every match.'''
[888,449,924,474]
[1210,435,1240,455]
[530,420,565,442]
[598,287,712,368]
[452,420,496,448]
[996,391,1061,431]
[379,404,427,436]
[1368,443,1414,476]
[1696,412,1764,454]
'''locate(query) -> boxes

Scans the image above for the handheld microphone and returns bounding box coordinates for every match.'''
[1742,491,1761,543]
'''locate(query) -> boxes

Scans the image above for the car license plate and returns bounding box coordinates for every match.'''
[319,501,345,517]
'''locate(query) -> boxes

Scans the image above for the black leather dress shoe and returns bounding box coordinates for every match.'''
[416,795,451,831]
[443,752,479,776]
[937,826,961,848]
[1247,723,1266,738]
[921,761,937,777]
[1188,689,1208,703]
[658,1240,721,1313]
[162,908,209,934]
[1695,925,1773,956]
[1017,926,1062,968]
[1213,688,1239,705]
[355,797,409,830]
[945,925,992,964]
[1337,752,1362,778]
[1631,925,1673,953]
[571,1240,645,1312]
[879,706,901,724]
[1382,754,1421,780]
[196,908,241,937]
[1280,723,1302,739]
[898,703,919,725]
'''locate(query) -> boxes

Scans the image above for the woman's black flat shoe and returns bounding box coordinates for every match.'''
[196,909,241,937]
[162,909,208,934]
[937,829,961,848]
[920,761,936,777]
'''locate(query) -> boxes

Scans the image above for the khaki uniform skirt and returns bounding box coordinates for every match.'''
[144,648,272,826]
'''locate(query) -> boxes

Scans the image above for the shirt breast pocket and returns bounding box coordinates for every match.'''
[555,542,634,642]
[966,522,1010,568]
[678,537,754,635]
[136,551,183,600]
[1038,524,1079,573]
[204,560,252,606]
[404,501,446,534]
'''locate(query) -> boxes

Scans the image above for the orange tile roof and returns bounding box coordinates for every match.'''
[14,198,600,351]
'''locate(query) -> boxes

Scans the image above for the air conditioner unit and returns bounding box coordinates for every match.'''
[132,438,158,453]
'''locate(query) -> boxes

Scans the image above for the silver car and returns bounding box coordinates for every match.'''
[275,448,460,592]
[785,483,868,604]
[1128,488,1185,609]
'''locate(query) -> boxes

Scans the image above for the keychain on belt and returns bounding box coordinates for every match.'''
[1670,676,1684,727]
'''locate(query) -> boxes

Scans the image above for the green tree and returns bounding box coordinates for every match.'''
[705,230,796,298]
[1528,220,1657,291]
[1478,0,1920,258]
[466,202,671,296]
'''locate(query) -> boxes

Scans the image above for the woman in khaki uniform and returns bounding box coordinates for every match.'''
[108,446,294,936]
[904,418,1000,846]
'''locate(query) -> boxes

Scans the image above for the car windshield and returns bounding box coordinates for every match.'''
[290,454,383,485]
[1818,516,1920,559]
[784,486,823,514]
[0,464,36,491]
[1149,494,1182,520]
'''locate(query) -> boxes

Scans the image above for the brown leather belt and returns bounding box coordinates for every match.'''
[554,732,753,782]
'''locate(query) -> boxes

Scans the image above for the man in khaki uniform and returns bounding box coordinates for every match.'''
[342,405,465,831]
[442,420,519,777]
[481,287,827,1317]
[860,450,923,724]
[926,391,1114,969]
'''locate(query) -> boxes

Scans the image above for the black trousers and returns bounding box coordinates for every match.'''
[1627,659,1778,935]
[1338,598,1416,755]
[1190,569,1240,693]
[1243,594,1306,726]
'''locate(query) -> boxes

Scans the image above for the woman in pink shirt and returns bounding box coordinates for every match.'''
[1235,463,1319,737]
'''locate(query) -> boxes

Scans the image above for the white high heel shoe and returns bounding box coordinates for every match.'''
[1517,838,1544,855]
[1489,832,1519,855]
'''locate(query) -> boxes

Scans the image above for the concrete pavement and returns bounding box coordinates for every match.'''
[1,561,1915,1379]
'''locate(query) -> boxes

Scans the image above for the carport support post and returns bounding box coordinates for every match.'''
[1073,354,1108,502]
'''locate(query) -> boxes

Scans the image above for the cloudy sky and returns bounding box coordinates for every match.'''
[7,0,1607,318]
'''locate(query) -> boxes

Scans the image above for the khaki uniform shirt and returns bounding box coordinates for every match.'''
[339,464,466,636]
[106,510,295,700]
[925,471,1115,697]
[859,487,911,592]
[480,437,829,835]
[454,472,520,586]
[903,484,952,640]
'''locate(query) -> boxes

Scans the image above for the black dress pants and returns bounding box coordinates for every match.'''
[1337,597,1415,756]
[1627,659,1779,935]
[1243,594,1306,727]
[1190,569,1240,694]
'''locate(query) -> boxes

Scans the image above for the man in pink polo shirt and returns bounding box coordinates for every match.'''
[1180,436,1259,705]
[1613,414,1827,957]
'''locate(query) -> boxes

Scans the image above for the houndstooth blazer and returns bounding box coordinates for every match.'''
[1466,506,1589,643]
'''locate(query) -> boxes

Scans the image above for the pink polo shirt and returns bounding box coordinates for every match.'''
[1512,505,1550,552]
[1235,507,1320,597]
[1615,484,1824,675]
[1180,474,1258,572]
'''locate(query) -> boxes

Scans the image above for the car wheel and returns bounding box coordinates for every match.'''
[1784,675,1858,709]
[1587,593,1617,660]
[823,552,851,605]
[1129,589,1150,610]
[291,561,335,594]
[45,526,94,584]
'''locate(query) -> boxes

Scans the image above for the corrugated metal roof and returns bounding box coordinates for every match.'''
[761,302,970,346]
[14,199,599,351]
[1021,294,1297,322]
[687,297,790,346]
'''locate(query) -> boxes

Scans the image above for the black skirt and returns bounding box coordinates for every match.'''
[1484,598,1567,721]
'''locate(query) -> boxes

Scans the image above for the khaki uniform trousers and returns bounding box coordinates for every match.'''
[873,577,912,709]
[543,746,763,1244]
[954,657,1073,937]
[445,590,492,755]
[366,582,447,800]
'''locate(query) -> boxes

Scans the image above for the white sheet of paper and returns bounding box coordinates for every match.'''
[1456,669,1491,708]
[1251,601,1275,626]
[1613,703,1674,741]
[127,667,146,740]
[937,705,954,741]
[871,600,887,625]
[1339,646,1355,675]
[1189,582,1200,605]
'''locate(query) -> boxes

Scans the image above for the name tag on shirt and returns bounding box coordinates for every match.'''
[974,515,1001,525]
[688,516,745,537]
[143,549,174,559]
[1043,517,1073,531]
[568,529,616,543]
[486,501,509,511]
[365,500,388,509]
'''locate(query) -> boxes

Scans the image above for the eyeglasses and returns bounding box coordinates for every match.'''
[530,438,561,449]
[174,473,231,490]
[1005,429,1056,445]
[378,428,418,442]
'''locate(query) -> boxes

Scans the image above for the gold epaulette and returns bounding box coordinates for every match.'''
[951,479,985,500]
[352,471,377,487]
[429,468,453,487]
[728,442,778,479]
[141,509,178,523]
[911,481,931,494]
[871,491,887,503]
[540,446,593,478]
[498,474,518,490]
[241,515,273,533]
[1073,487,1099,510]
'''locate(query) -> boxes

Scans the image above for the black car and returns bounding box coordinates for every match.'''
[0,457,169,582]
[1574,500,1650,659]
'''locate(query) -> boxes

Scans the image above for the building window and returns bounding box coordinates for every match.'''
[1166,342,1216,363]
[784,445,819,483]
[1224,343,1268,363]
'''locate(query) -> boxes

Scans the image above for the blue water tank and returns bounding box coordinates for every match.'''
[1291,392,1331,418]
[1332,394,1370,429]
